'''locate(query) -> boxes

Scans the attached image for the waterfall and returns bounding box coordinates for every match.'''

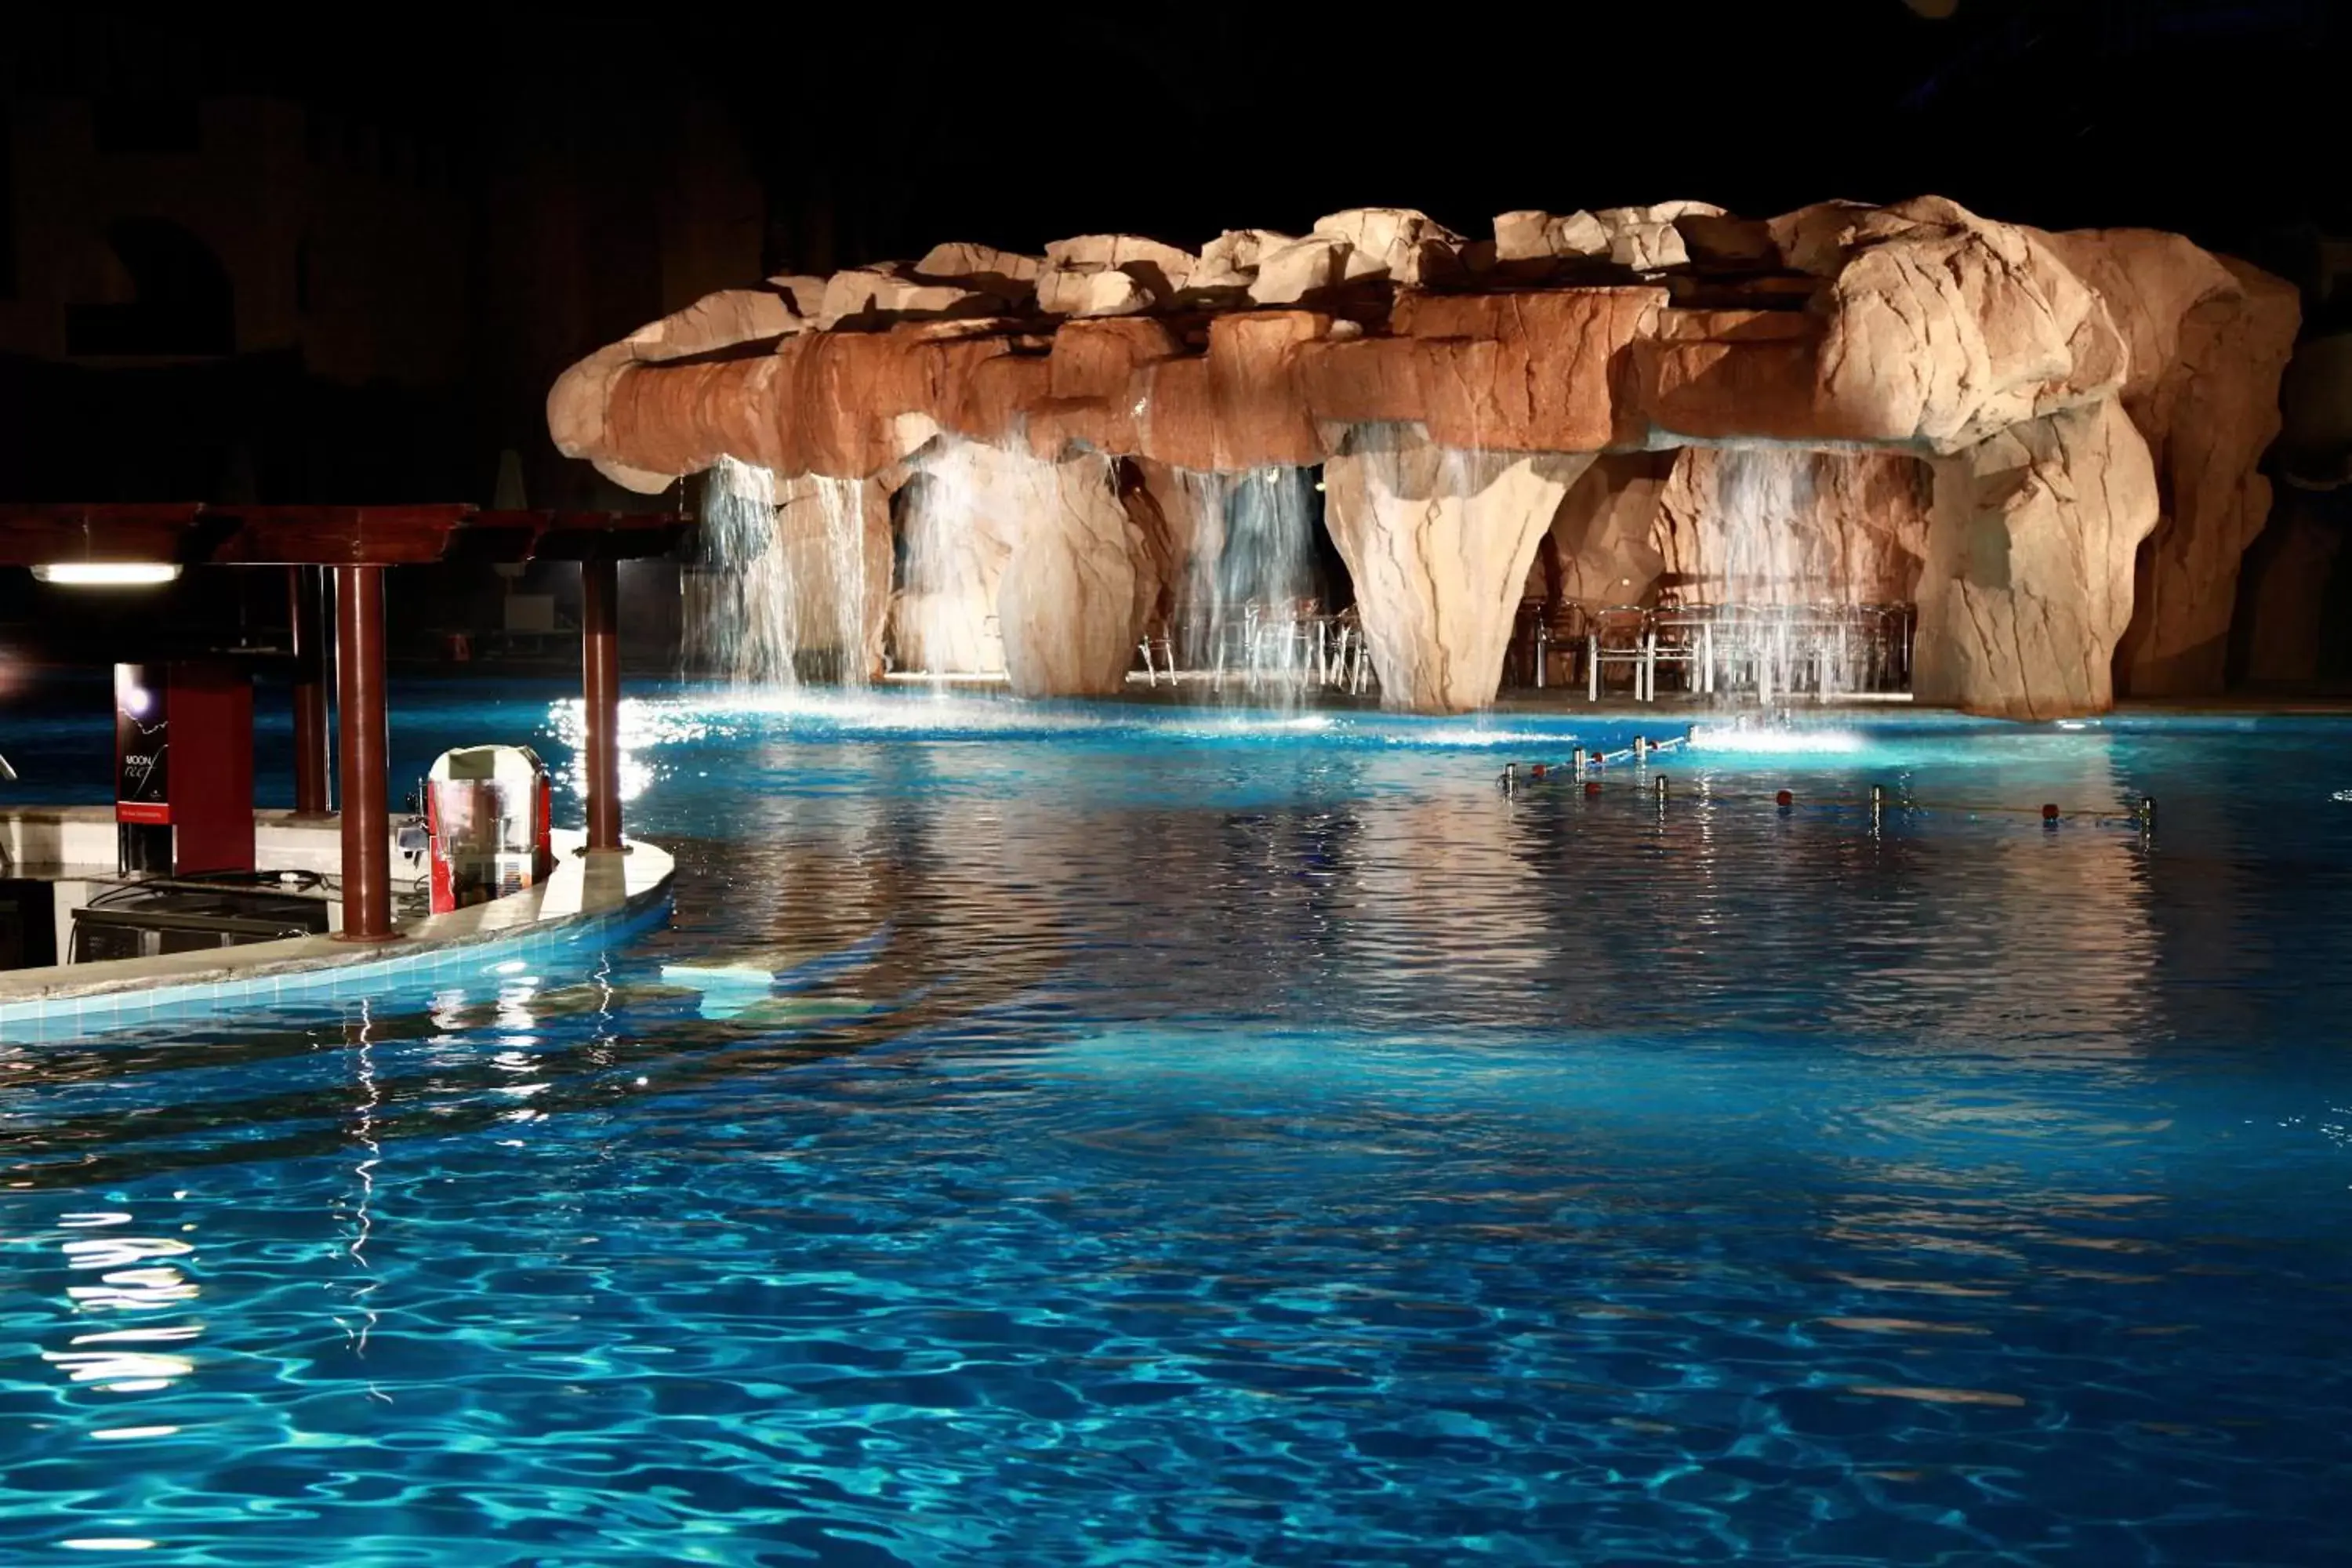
[1177,466,1317,694]
[894,441,1009,677]
[811,475,870,686]
[687,456,798,684]
[1706,448,1859,699]
[686,459,877,685]
[1712,448,1817,606]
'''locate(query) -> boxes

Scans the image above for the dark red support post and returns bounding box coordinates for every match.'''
[581,557,622,851]
[289,566,332,817]
[334,564,397,942]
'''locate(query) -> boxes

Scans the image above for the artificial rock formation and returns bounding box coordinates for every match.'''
[979,446,1148,698]
[2041,230,2301,695]
[773,474,894,681]
[684,462,894,683]
[1915,401,2159,717]
[895,437,1165,695]
[550,195,2298,715]
[1652,447,1929,607]
[1324,427,1591,712]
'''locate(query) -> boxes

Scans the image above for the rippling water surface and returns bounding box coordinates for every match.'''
[4,681,2351,1564]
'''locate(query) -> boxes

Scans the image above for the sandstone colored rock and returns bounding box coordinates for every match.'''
[684,459,895,682]
[1189,229,1295,295]
[1535,452,1675,605]
[1247,236,1355,307]
[547,286,802,488]
[1042,234,1196,295]
[1595,202,1724,271]
[548,195,2297,713]
[1133,311,1330,473]
[1297,289,1661,454]
[626,288,804,355]
[1814,198,2129,450]
[1037,267,1155,318]
[1323,424,1593,713]
[1673,213,1778,266]
[1763,200,1875,275]
[895,437,1018,677]
[767,275,829,318]
[1309,209,1463,286]
[1633,310,1830,445]
[772,472,895,679]
[1653,448,1929,607]
[1118,458,1195,641]
[993,449,1149,697]
[914,241,1044,292]
[1492,209,1608,262]
[1913,400,2159,718]
[2042,230,2301,695]
[817,266,990,329]
[894,437,1152,695]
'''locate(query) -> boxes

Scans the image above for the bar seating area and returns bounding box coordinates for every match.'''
[1136,600,1377,695]
[1508,599,1918,703]
[0,501,682,1033]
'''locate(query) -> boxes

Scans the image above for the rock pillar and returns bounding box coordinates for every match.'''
[1323,424,1591,712]
[998,452,1149,697]
[773,474,895,681]
[1915,399,2159,718]
[2039,233,2302,697]
[2109,260,2300,694]
[896,437,1149,696]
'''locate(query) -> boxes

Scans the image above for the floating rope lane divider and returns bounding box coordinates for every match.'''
[1497,762,2154,834]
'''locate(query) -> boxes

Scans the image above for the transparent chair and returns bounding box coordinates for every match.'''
[1587,606,1652,701]
[1544,601,1589,691]
[1135,619,1176,687]
[1644,603,1711,699]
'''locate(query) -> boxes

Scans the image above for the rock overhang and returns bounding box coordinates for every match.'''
[547,194,2299,717]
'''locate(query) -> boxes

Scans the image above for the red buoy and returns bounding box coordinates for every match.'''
[1775,789,1793,808]
[1584,780,1602,797]
[2042,803,2060,822]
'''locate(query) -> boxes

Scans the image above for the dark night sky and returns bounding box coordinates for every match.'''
[1,2,2348,662]
[9,1,2347,263]
[2,0,2347,519]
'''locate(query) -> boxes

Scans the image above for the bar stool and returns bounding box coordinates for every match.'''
[1587,605,1651,701]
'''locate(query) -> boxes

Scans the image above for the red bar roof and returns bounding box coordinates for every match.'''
[0,503,687,568]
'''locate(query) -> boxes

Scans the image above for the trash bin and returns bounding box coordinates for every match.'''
[424,745,554,914]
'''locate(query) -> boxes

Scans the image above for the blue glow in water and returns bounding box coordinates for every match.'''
[2,679,2350,1564]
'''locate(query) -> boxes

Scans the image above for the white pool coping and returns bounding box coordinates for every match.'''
[0,812,673,1039]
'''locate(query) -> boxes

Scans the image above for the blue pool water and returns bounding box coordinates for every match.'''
[3,679,2351,1564]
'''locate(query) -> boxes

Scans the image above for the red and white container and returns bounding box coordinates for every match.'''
[424,745,554,914]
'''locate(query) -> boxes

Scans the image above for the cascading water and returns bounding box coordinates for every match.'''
[1704,448,1860,701]
[686,459,878,686]
[1176,466,1319,697]
[686,456,799,685]
[893,443,1010,677]
[1712,448,1817,608]
[809,475,871,686]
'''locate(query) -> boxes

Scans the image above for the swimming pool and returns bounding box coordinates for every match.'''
[4,681,2350,1564]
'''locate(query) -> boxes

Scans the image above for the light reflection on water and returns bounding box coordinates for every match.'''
[1,686,2350,1563]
